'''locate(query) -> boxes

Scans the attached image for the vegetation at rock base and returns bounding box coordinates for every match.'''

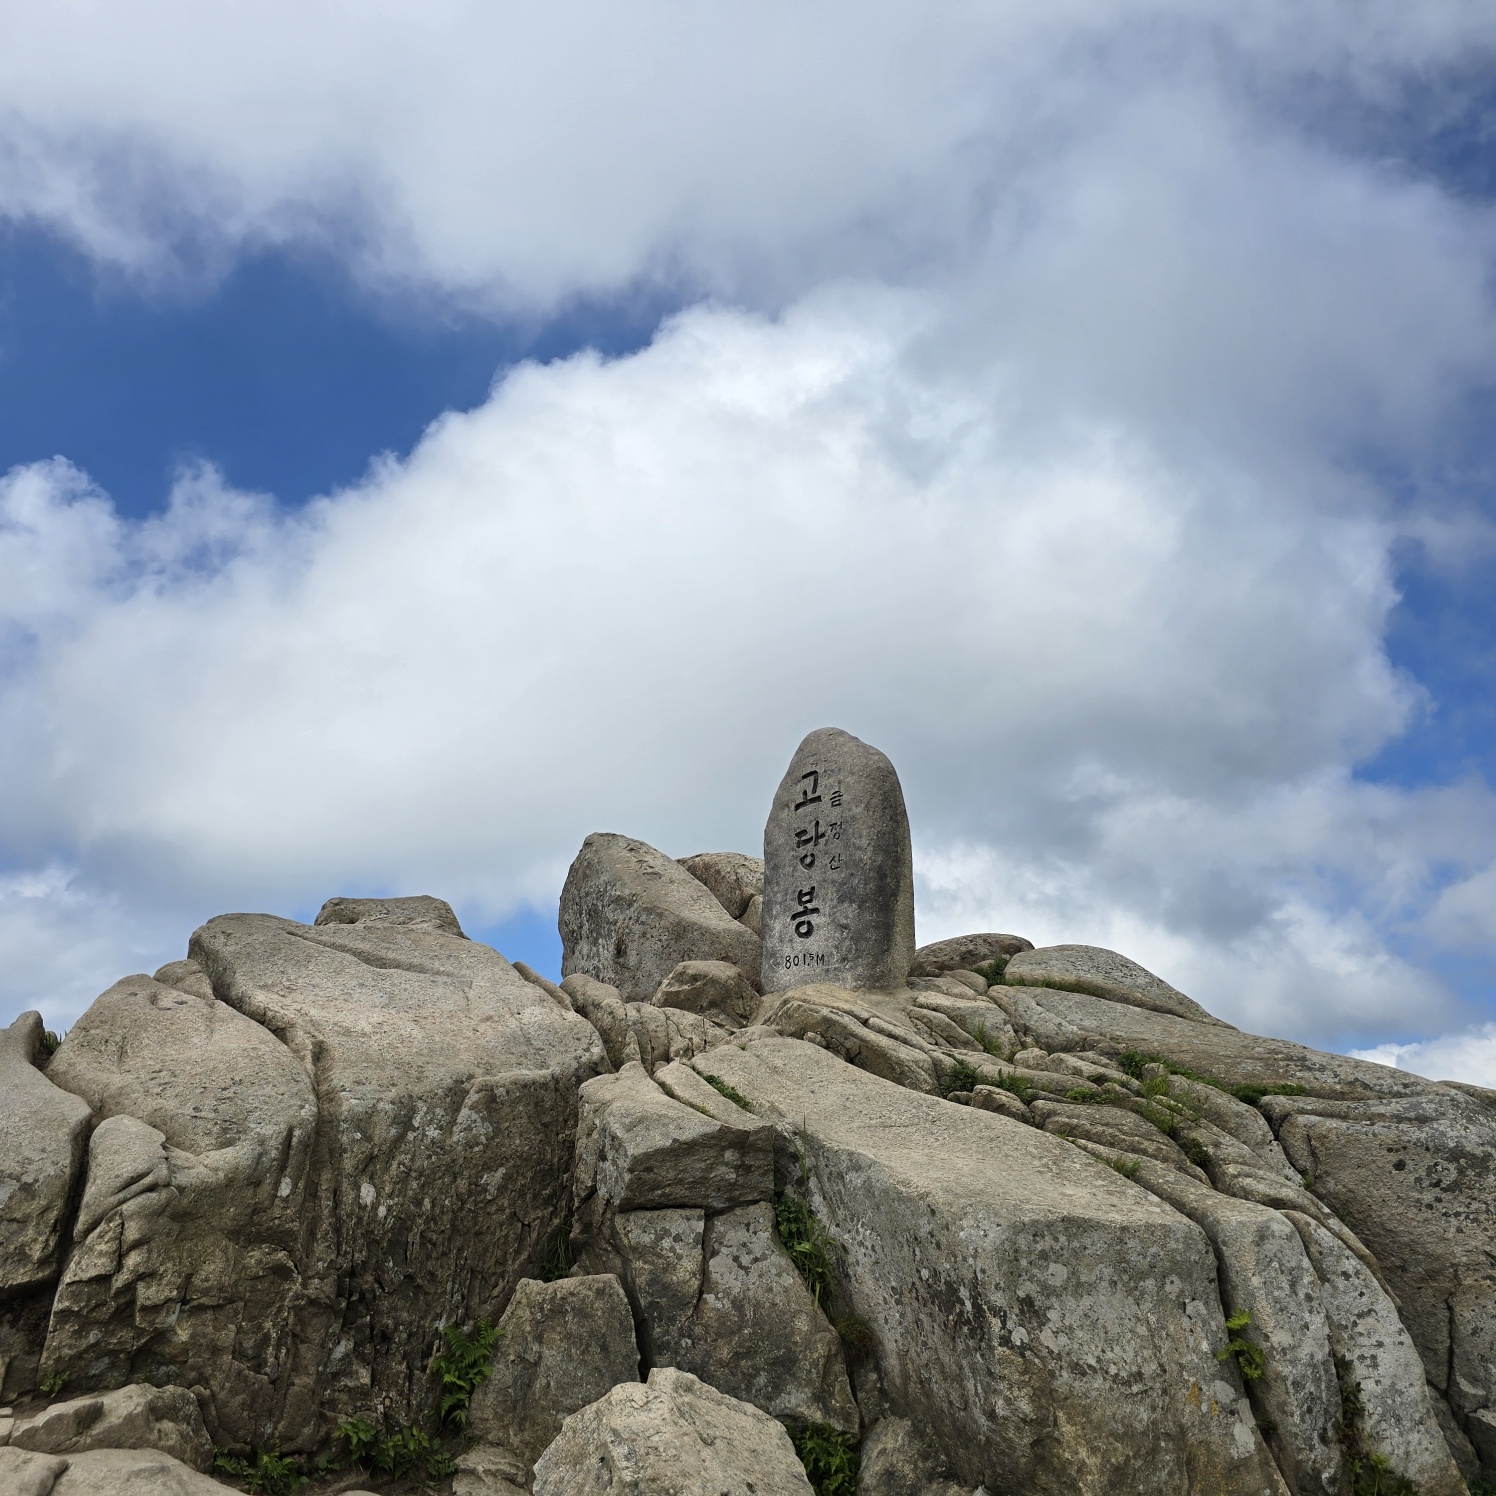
[1181,1135,1213,1169]
[540,1221,574,1281]
[938,1058,982,1097]
[972,1019,1010,1059]
[39,1028,63,1058]
[995,1071,1032,1103]
[1336,1359,1420,1495]
[39,1370,67,1395]
[1216,1309,1266,1382]
[701,1071,755,1111]
[1137,1100,1179,1137]
[972,957,1009,983]
[432,1317,500,1429]
[214,1447,304,1495]
[1109,1156,1140,1179]
[790,1421,859,1496]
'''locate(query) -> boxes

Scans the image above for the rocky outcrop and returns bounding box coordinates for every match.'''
[7,1383,212,1470]
[531,1367,815,1496]
[699,1034,1287,1495]
[561,834,763,1001]
[677,852,764,921]
[0,1014,90,1298]
[1005,944,1224,1024]
[909,932,1033,976]
[466,1275,639,1471]
[652,959,761,1029]
[0,1445,229,1494]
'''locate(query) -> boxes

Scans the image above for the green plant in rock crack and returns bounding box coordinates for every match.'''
[1216,1309,1265,1382]
[790,1422,859,1496]
[213,1447,304,1496]
[39,1370,67,1395]
[701,1072,755,1110]
[972,1019,1010,1060]
[1337,1357,1420,1495]
[972,957,1009,983]
[938,1058,982,1097]
[431,1318,501,1430]
[540,1221,574,1281]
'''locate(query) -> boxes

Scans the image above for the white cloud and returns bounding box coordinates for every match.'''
[1351,1027,1496,1089]
[2,275,1494,1043]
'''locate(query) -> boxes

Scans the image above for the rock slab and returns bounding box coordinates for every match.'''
[467,1274,639,1469]
[762,728,915,994]
[531,1366,814,1496]
[8,1383,212,1470]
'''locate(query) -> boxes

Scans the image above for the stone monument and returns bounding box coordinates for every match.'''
[761,727,915,993]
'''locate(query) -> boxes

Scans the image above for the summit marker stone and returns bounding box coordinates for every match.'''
[762,727,914,993]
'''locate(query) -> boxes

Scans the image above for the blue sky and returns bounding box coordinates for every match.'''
[1,3,1494,1082]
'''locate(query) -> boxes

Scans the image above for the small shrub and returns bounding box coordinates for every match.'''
[432,1319,501,1430]
[1141,1074,1172,1099]
[1137,1102,1178,1137]
[939,1058,982,1097]
[39,1370,67,1395]
[372,1425,444,1479]
[701,1072,755,1111]
[40,1029,63,1058]
[1217,1309,1266,1382]
[790,1422,859,1496]
[972,957,1008,983]
[997,1072,1032,1104]
[1228,1081,1307,1105]
[213,1448,304,1496]
[541,1222,574,1281]
[324,1414,377,1470]
[972,1020,1009,1059]
[1066,1087,1102,1103]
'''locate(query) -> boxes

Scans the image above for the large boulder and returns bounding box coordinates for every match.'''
[1004,945,1222,1025]
[677,853,764,920]
[8,1383,212,1470]
[0,1445,230,1495]
[41,899,608,1450]
[610,1200,857,1432]
[467,1275,639,1470]
[0,1013,91,1297]
[697,1034,1287,1496]
[652,960,761,1030]
[40,975,318,1447]
[531,1366,815,1496]
[561,834,763,1001]
[909,933,1033,977]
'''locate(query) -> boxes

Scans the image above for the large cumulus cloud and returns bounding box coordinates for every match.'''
[2,1,1495,1076]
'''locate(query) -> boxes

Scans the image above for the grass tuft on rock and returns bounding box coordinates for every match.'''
[1116,1050,1306,1106]
[540,1221,574,1281]
[701,1072,755,1111]
[972,956,1009,983]
[790,1422,859,1496]
[774,1191,834,1308]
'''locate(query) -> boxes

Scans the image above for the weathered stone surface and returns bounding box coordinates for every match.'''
[698,1036,1285,1495]
[677,853,764,920]
[467,1275,639,1469]
[740,893,763,935]
[611,1209,705,1364]
[40,975,317,1446]
[970,1084,1032,1123]
[1127,1161,1343,1496]
[612,1199,856,1432]
[9,1383,212,1470]
[313,893,466,936]
[858,1415,962,1496]
[0,1013,90,1298]
[1005,945,1223,1024]
[531,1366,814,1496]
[49,1446,228,1494]
[151,959,215,1000]
[158,906,607,1447]
[573,1063,774,1244]
[1261,1087,1496,1476]
[760,985,937,1093]
[1285,1211,1465,1496]
[1031,1101,1199,1172]
[909,933,1034,977]
[0,1447,68,1496]
[561,834,763,1002]
[453,1444,529,1496]
[762,728,914,995]
[652,960,760,1030]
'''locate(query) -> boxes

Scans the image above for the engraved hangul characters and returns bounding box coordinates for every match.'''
[794,819,827,869]
[793,769,823,811]
[829,786,842,807]
[793,885,820,939]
